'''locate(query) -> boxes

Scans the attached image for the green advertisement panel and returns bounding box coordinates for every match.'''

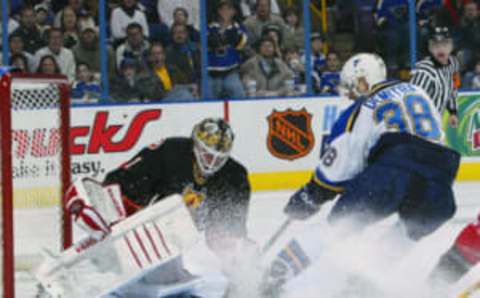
[443,93,480,157]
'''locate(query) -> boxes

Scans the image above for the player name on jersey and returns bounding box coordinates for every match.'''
[364,83,418,109]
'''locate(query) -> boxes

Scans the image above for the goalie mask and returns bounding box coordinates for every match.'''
[192,118,234,176]
[339,53,387,99]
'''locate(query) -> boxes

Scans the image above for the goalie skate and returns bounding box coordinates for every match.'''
[116,268,202,297]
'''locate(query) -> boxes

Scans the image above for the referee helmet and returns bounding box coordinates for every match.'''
[428,27,453,65]
[429,27,452,42]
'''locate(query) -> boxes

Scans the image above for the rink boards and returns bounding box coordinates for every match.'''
[11,94,480,209]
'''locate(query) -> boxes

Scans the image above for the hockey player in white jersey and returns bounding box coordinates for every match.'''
[262,53,461,296]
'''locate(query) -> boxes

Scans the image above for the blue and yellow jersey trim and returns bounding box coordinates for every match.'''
[326,99,363,145]
[236,32,248,50]
[346,105,361,132]
[313,169,345,193]
[368,80,398,96]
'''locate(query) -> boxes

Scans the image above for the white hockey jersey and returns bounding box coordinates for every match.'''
[314,81,445,192]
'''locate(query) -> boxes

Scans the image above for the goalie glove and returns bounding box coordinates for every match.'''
[65,189,110,240]
[284,179,337,220]
[64,178,127,240]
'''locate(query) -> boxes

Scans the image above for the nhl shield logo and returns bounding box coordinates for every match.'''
[267,108,315,160]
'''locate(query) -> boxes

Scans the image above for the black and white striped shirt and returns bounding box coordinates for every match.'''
[410,56,460,115]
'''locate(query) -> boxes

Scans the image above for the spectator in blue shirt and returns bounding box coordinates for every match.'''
[374,0,409,74]
[138,0,170,46]
[417,0,443,26]
[319,51,341,95]
[207,0,248,99]
[71,62,101,102]
[374,0,409,28]
[311,33,326,73]
[303,32,326,90]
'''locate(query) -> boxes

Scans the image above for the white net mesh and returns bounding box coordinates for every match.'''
[1,76,69,297]
[11,83,60,110]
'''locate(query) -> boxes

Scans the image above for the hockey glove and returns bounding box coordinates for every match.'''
[284,179,337,220]
[65,181,112,240]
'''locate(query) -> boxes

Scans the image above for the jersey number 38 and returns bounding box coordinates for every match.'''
[374,95,441,140]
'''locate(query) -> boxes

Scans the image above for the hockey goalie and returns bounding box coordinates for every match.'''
[35,118,256,298]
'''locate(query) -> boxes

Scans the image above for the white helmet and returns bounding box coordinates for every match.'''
[339,53,387,98]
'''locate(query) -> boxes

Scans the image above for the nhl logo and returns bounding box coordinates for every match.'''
[267,108,314,160]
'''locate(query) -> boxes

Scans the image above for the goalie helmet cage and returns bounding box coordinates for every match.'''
[0,72,71,297]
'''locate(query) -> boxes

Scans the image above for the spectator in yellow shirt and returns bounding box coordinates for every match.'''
[148,42,196,101]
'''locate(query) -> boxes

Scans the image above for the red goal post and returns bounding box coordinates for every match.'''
[0,71,71,297]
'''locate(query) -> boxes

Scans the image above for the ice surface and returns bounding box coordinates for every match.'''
[185,182,480,298]
[16,182,480,298]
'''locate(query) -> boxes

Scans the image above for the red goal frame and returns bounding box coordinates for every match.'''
[0,72,71,298]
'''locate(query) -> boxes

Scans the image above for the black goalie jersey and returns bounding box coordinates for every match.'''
[103,137,251,239]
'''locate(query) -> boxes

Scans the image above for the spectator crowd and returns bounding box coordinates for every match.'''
[1,0,480,103]
[0,0,202,102]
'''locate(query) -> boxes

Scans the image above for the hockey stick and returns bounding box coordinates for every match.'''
[261,219,293,255]
[458,280,480,298]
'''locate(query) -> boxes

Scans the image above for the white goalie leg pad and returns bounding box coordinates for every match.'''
[115,256,203,298]
[35,195,201,298]
[65,177,127,239]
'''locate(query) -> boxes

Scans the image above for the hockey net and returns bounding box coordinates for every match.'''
[0,72,71,297]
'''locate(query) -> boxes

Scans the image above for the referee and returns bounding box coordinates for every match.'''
[410,27,461,128]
